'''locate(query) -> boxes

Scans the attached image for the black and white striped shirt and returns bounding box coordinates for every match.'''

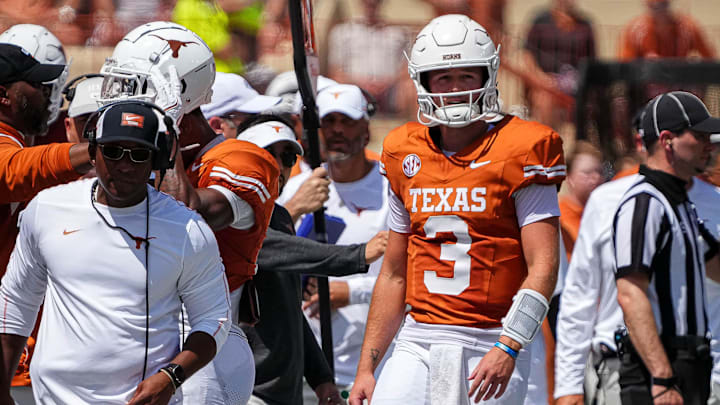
[613,165,708,338]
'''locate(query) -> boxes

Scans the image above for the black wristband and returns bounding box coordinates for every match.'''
[160,363,186,388]
[651,375,678,387]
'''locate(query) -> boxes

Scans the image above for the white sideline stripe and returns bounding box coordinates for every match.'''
[211,166,271,200]
[0,134,23,148]
[209,172,267,203]
[523,164,567,178]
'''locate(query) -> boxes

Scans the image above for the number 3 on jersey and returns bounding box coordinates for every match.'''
[423,215,472,296]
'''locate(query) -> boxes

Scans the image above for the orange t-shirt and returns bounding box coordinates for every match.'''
[619,13,715,60]
[558,196,583,260]
[382,117,565,328]
[187,138,279,292]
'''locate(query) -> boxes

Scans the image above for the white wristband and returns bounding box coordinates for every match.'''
[500,288,549,348]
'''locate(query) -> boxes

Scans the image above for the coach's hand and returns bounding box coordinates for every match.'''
[467,339,517,402]
[556,394,584,405]
[127,372,175,405]
[651,385,683,405]
[348,372,375,405]
[364,231,388,264]
[284,167,330,222]
[315,381,345,405]
[304,281,350,317]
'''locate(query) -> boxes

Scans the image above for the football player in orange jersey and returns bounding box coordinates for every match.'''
[349,14,566,405]
[99,22,280,404]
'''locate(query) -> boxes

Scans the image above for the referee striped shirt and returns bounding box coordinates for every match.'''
[613,165,708,338]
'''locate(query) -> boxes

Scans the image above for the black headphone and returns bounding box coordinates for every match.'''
[62,73,105,103]
[84,99,178,171]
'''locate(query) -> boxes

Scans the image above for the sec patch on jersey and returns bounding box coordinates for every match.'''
[403,154,421,177]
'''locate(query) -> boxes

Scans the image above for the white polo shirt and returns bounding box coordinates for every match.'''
[0,179,231,404]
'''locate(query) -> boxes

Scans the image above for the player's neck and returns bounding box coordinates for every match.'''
[328,155,373,183]
[439,120,489,153]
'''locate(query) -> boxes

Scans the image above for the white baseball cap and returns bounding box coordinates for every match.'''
[68,76,103,118]
[201,72,282,118]
[317,84,369,121]
[237,120,304,156]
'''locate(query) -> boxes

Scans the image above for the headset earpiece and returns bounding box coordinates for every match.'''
[151,115,177,171]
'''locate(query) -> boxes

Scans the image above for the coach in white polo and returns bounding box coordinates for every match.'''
[0,102,231,405]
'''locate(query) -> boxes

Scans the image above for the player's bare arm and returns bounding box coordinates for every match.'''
[349,230,409,405]
[617,273,682,405]
[469,217,559,402]
[128,331,217,405]
[0,333,27,403]
[68,142,93,174]
[159,152,234,231]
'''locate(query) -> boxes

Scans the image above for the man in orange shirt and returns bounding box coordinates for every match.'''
[0,43,92,402]
[619,0,715,60]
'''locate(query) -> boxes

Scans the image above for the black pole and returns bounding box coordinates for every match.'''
[287,0,334,374]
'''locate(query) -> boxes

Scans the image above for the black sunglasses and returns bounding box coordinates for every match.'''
[99,144,152,163]
[266,147,298,168]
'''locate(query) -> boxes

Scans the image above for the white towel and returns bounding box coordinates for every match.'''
[429,344,467,405]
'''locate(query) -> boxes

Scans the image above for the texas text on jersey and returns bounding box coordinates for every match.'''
[381,117,565,328]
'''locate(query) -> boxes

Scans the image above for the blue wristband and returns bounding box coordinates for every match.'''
[494,341,518,359]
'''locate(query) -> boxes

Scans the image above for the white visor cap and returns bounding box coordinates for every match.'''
[201,72,282,118]
[237,121,304,156]
[68,76,103,118]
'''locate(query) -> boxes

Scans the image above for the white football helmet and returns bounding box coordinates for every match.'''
[99,21,215,116]
[0,24,69,125]
[408,14,501,128]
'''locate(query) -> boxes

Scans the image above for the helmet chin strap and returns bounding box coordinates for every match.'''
[434,104,481,128]
[424,103,504,128]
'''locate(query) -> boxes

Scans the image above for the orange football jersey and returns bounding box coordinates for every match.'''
[381,116,565,329]
[187,139,279,292]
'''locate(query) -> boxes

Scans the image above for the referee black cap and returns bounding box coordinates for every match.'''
[640,91,720,146]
